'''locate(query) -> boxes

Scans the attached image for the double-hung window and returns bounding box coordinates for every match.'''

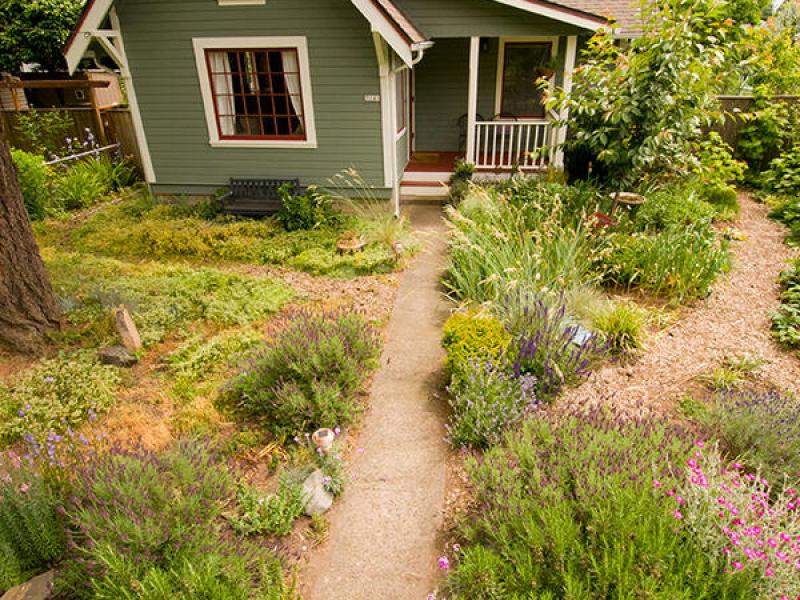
[193,37,317,148]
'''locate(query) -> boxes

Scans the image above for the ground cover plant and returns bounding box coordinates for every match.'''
[35,190,407,278]
[0,352,119,446]
[43,249,293,346]
[441,412,759,599]
[226,309,382,436]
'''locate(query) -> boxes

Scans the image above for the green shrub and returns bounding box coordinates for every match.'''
[0,460,65,591]
[692,132,745,190]
[226,309,382,435]
[588,300,647,355]
[0,352,120,445]
[601,226,730,302]
[442,413,759,599]
[10,149,52,220]
[13,111,72,157]
[699,387,800,484]
[441,311,511,375]
[764,146,800,197]
[446,358,537,449]
[57,440,291,599]
[631,185,716,231]
[229,475,306,537]
[768,195,800,245]
[699,183,740,220]
[771,259,800,347]
[45,251,293,346]
[53,157,115,210]
[277,185,338,231]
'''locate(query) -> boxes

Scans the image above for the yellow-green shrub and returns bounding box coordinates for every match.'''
[442,311,511,374]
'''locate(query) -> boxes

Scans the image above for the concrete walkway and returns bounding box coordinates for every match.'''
[302,206,450,600]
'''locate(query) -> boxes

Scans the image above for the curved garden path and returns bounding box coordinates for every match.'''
[562,193,800,416]
[301,206,450,600]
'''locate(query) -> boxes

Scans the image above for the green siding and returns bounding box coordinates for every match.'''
[117,0,385,193]
[393,0,585,37]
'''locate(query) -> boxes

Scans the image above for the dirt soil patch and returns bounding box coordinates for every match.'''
[561,193,800,417]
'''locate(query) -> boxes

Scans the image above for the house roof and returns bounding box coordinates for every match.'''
[556,0,642,36]
[64,0,624,74]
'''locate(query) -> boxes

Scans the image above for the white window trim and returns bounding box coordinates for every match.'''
[394,65,408,141]
[494,36,560,121]
[192,36,318,149]
[218,0,265,5]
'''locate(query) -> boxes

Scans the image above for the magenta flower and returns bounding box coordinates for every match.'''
[437,556,450,571]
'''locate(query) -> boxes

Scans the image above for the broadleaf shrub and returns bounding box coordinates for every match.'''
[441,311,510,375]
[11,149,51,220]
[226,309,382,435]
[771,258,800,348]
[277,185,339,231]
[764,146,800,197]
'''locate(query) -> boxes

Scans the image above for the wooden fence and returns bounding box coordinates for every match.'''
[716,95,800,148]
[1,107,144,175]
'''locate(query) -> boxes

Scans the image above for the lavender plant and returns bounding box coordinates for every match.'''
[700,386,800,485]
[442,411,759,598]
[227,309,382,435]
[446,358,537,449]
[504,292,607,400]
[57,440,291,599]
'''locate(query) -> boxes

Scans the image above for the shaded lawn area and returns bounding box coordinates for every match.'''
[34,192,402,278]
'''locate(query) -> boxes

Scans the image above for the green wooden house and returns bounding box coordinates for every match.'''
[64,0,637,211]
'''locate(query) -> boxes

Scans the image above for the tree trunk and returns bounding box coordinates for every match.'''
[0,116,61,354]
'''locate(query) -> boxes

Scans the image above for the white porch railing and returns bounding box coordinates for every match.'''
[472,120,554,170]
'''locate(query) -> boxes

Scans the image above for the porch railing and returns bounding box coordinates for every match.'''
[472,120,554,170]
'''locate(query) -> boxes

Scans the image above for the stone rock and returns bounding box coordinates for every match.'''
[113,306,142,352]
[302,469,334,516]
[1,570,54,600]
[99,345,138,368]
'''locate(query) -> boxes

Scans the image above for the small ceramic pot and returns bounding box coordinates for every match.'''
[312,428,335,455]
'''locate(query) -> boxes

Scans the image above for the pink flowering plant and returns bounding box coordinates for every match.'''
[674,443,800,599]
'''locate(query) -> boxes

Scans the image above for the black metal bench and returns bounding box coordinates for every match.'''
[218,178,300,217]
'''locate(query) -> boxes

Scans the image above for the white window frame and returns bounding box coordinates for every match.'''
[394,64,409,141]
[192,36,318,149]
[217,0,265,5]
[494,36,559,121]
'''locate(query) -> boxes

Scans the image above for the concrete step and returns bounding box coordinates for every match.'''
[401,170,453,183]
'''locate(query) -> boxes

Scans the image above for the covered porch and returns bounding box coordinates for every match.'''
[399,32,580,198]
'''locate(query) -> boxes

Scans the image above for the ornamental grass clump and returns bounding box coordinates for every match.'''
[446,358,537,449]
[443,411,758,598]
[504,292,607,401]
[227,309,381,435]
[675,444,800,599]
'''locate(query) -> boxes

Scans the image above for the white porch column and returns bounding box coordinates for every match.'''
[466,36,480,165]
[373,33,400,216]
[554,34,578,169]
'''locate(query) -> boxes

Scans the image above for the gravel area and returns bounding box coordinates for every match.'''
[561,193,800,417]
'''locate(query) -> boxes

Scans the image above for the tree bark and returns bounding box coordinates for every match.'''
[0,116,61,354]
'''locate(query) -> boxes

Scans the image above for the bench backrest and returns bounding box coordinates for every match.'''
[229,178,299,199]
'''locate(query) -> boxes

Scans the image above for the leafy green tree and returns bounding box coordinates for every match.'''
[0,0,85,72]
[548,0,732,187]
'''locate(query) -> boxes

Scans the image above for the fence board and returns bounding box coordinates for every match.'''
[1,107,143,175]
